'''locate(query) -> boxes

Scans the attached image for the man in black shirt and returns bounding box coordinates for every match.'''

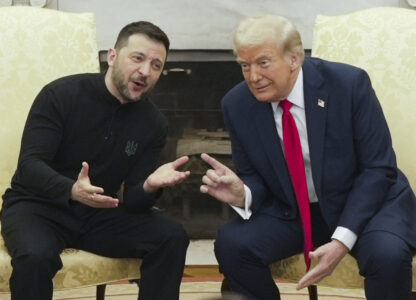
[1,21,190,300]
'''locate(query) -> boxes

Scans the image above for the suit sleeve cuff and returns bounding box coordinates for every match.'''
[331,226,357,251]
[230,184,252,220]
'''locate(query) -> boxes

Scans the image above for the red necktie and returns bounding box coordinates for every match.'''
[279,99,314,270]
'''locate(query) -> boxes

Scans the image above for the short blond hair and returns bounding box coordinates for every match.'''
[233,15,305,62]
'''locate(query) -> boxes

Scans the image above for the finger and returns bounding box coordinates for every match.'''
[78,161,89,179]
[297,268,320,290]
[206,169,221,182]
[88,194,119,208]
[201,153,228,171]
[171,156,189,169]
[163,172,190,186]
[199,185,220,200]
[86,185,105,195]
[200,185,209,194]
[297,259,329,290]
[218,175,237,185]
[202,175,218,187]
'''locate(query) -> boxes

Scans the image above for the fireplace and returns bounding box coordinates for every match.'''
[149,50,244,239]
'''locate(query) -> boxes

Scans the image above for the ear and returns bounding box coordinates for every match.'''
[289,53,301,71]
[107,48,117,67]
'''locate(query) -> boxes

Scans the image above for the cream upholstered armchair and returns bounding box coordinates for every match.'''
[271,7,416,300]
[0,6,141,299]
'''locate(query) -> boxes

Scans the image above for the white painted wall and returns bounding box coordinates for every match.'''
[44,0,414,51]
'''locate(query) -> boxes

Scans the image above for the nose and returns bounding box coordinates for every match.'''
[249,66,262,82]
[138,62,151,77]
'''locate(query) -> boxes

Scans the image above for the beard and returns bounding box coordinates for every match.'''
[111,63,152,103]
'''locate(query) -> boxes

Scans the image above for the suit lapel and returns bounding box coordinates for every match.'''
[303,59,328,195]
[253,101,295,202]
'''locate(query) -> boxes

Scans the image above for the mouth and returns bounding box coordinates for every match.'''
[254,83,271,93]
[131,79,146,90]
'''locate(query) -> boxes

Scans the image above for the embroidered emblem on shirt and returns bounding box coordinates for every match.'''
[317,98,325,108]
[125,140,138,156]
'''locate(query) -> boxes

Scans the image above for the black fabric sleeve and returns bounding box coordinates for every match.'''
[14,86,75,208]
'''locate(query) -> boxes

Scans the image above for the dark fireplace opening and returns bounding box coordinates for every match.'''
[149,51,244,239]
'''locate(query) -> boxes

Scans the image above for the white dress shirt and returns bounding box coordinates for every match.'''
[231,69,357,250]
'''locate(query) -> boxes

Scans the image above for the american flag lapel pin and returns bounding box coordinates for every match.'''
[317,99,325,108]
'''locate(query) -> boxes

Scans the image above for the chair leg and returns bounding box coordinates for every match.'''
[308,285,318,300]
[96,284,106,300]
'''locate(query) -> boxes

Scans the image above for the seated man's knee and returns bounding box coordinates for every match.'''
[356,232,412,276]
[164,222,190,249]
[12,250,62,275]
[215,225,251,268]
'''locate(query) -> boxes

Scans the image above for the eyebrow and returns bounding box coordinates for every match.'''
[131,51,164,65]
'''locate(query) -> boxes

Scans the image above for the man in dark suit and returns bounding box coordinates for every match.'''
[200,14,416,300]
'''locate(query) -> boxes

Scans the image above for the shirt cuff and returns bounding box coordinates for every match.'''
[230,185,252,220]
[331,226,357,251]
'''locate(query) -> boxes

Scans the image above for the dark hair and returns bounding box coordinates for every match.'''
[114,21,170,52]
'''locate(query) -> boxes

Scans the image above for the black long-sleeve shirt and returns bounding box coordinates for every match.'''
[2,73,168,212]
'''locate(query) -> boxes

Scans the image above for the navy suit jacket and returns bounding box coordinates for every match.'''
[222,57,416,248]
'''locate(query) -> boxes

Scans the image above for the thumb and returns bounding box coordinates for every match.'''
[309,250,318,260]
[171,156,189,169]
[78,161,89,179]
[308,248,323,261]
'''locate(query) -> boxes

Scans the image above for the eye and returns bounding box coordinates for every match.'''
[259,60,270,67]
[240,63,250,72]
[132,55,143,62]
[152,62,163,71]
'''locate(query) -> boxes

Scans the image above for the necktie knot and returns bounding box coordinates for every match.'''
[279,99,293,113]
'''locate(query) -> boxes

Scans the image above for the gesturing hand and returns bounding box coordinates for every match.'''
[70,162,119,208]
[143,156,191,193]
[200,153,245,207]
[297,239,349,290]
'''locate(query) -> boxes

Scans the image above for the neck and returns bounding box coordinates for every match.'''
[104,69,126,104]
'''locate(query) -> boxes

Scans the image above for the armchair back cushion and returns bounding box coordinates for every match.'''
[312,6,416,189]
[0,6,100,199]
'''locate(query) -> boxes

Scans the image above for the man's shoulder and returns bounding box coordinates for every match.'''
[305,57,366,78]
[44,73,101,92]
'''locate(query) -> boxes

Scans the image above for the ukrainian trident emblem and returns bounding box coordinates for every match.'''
[125,140,138,157]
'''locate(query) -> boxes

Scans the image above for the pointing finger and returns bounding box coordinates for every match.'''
[201,153,227,171]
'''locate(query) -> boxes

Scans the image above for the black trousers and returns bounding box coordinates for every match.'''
[1,201,189,300]
[215,204,414,300]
